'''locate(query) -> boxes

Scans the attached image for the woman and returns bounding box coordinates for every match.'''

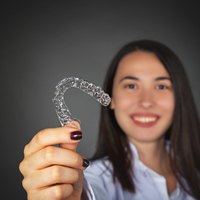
[19,40,200,199]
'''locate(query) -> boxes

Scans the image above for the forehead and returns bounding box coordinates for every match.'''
[115,51,170,79]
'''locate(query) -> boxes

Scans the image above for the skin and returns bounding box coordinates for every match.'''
[19,51,176,199]
[19,121,84,200]
[111,51,176,193]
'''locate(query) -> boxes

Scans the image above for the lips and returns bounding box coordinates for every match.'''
[131,113,159,128]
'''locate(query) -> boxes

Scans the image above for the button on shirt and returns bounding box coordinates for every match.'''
[84,143,194,200]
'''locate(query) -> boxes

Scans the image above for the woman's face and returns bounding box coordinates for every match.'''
[111,51,175,145]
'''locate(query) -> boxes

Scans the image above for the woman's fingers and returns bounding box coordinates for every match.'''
[19,121,86,199]
[23,165,80,190]
[20,146,86,175]
[28,184,73,200]
[24,125,81,157]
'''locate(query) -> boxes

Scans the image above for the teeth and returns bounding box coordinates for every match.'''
[134,117,157,123]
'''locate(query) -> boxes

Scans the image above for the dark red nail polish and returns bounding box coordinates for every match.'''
[82,158,90,168]
[70,131,82,140]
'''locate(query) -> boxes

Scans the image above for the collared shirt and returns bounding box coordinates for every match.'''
[84,143,195,200]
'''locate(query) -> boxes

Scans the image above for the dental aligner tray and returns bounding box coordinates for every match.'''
[53,76,111,126]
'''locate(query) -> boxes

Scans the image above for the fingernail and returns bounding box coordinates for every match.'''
[82,158,90,168]
[70,131,82,140]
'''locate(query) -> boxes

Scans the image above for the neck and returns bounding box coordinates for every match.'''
[131,138,170,175]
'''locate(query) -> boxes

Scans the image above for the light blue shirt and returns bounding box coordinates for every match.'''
[84,143,194,200]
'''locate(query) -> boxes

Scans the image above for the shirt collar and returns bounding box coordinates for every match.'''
[129,142,148,172]
[129,142,181,197]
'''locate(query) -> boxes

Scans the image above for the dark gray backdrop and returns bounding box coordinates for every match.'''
[1,1,200,199]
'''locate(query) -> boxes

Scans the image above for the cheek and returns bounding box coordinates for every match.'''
[112,93,135,110]
[158,95,175,114]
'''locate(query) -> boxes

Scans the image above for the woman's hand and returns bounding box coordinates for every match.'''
[19,121,88,200]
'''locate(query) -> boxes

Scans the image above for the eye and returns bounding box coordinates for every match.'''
[125,83,138,89]
[156,84,168,90]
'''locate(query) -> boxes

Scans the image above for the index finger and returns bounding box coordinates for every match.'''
[24,125,81,157]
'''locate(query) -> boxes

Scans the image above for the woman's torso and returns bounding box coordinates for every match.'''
[84,144,194,200]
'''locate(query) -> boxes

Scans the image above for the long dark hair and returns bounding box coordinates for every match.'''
[92,40,200,198]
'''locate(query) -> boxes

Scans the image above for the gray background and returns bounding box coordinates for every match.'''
[1,1,200,199]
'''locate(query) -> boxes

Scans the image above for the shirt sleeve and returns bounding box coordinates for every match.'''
[83,163,111,200]
[83,177,96,200]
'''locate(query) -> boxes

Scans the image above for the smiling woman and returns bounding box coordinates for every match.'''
[19,40,200,200]
[88,40,200,200]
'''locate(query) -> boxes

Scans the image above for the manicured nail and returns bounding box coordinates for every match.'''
[70,131,82,140]
[82,158,90,168]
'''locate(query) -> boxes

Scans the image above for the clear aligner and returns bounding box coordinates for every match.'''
[52,77,111,126]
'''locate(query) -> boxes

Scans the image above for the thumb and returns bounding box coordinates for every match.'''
[60,120,82,151]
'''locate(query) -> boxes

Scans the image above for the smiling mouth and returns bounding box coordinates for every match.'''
[131,114,159,127]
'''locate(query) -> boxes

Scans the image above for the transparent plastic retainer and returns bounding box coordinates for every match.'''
[52,77,111,126]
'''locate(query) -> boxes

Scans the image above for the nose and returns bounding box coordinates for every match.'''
[138,90,155,109]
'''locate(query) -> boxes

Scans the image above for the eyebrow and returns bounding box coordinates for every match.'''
[155,77,172,81]
[119,76,139,82]
[119,76,172,82]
